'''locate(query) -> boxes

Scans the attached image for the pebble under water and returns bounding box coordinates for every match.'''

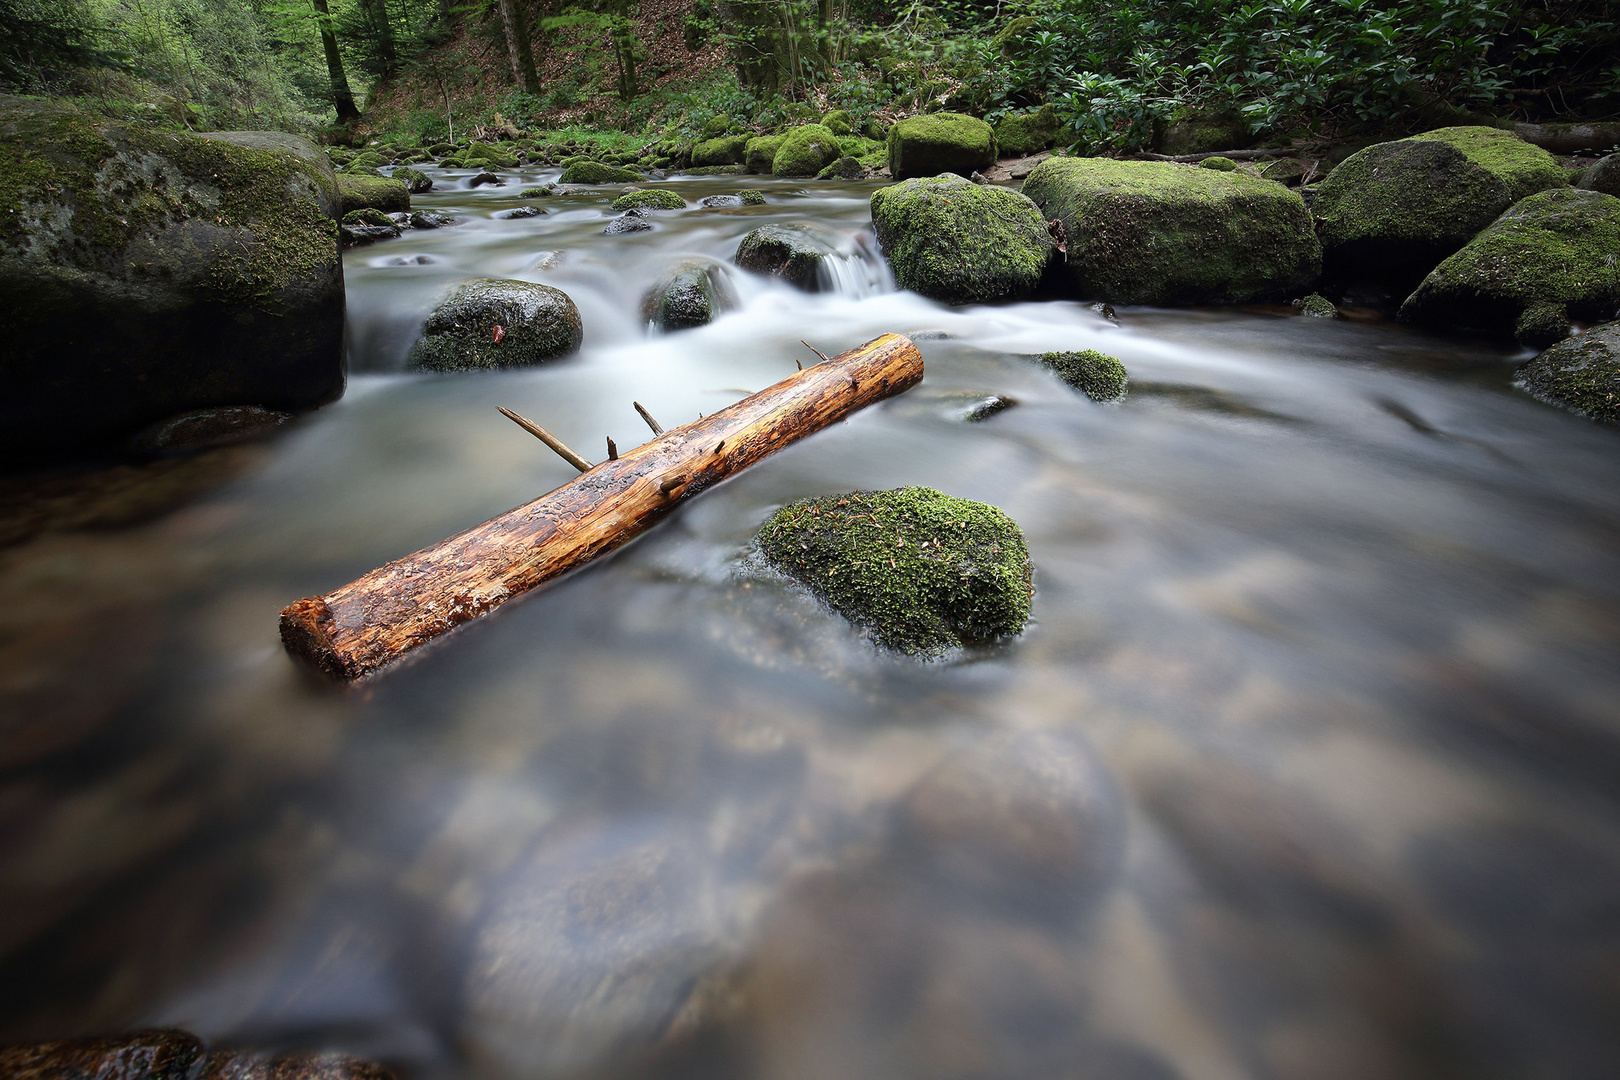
[2,165,1619,1080]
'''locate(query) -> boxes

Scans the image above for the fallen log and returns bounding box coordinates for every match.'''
[280,333,924,680]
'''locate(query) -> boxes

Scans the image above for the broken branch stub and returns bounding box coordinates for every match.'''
[279,333,924,680]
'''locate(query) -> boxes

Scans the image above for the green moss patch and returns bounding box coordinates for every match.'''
[870,174,1053,304]
[773,124,841,177]
[560,160,643,185]
[1038,350,1128,402]
[756,487,1033,655]
[692,134,751,167]
[611,189,687,211]
[888,112,996,181]
[745,135,785,174]
[994,105,1060,157]
[336,174,409,216]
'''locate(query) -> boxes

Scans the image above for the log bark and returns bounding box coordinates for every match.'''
[280,333,923,680]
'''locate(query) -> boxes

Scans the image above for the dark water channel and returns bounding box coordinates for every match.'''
[2,165,1619,1080]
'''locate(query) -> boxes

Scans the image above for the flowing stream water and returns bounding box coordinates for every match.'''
[2,165,1619,1080]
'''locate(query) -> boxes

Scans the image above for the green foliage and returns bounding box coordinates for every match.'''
[0,0,125,92]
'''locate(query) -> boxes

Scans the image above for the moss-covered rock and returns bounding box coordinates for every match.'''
[336,174,410,215]
[733,224,834,290]
[1199,156,1239,171]
[815,155,866,180]
[1577,153,1620,198]
[1038,350,1128,402]
[1313,126,1570,292]
[464,142,519,169]
[1021,156,1321,306]
[611,189,687,211]
[342,207,394,227]
[692,134,751,167]
[1515,321,1620,423]
[560,160,643,185]
[1157,110,1248,156]
[772,124,842,177]
[700,113,733,140]
[391,166,432,193]
[1398,187,1620,346]
[739,189,767,205]
[822,109,853,137]
[0,98,346,463]
[408,278,583,371]
[745,135,785,174]
[870,174,1052,305]
[994,104,1060,157]
[1295,293,1338,318]
[991,15,1041,58]
[887,112,996,181]
[641,259,737,331]
[1260,158,1306,186]
[755,487,1033,655]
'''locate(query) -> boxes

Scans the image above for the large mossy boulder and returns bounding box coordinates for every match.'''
[870,174,1052,305]
[691,134,751,168]
[641,259,737,331]
[745,135,785,174]
[733,224,835,291]
[756,487,1033,656]
[560,160,643,185]
[409,278,583,371]
[337,173,410,215]
[772,124,842,177]
[993,104,1061,157]
[1516,321,1620,423]
[0,97,345,463]
[1157,109,1249,156]
[1021,156,1320,305]
[887,113,996,181]
[1313,126,1570,292]
[1397,187,1620,346]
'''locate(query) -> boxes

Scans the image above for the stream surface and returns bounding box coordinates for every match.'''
[2,166,1619,1080]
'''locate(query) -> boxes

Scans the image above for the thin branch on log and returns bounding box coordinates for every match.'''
[497,406,593,472]
[634,401,664,435]
[280,334,925,681]
[800,339,831,364]
[606,436,618,461]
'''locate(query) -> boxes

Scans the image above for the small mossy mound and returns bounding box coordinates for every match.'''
[692,134,751,167]
[755,487,1033,656]
[733,224,835,291]
[1577,153,1620,198]
[1313,126,1569,292]
[1199,156,1239,171]
[739,189,767,205]
[408,277,583,371]
[560,160,643,185]
[1515,321,1620,423]
[518,186,554,198]
[640,259,737,331]
[887,112,996,181]
[342,207,394,227]
[870,174,1053,305]
[993,104,1060,157]
[816,155,866,180]
[1038,350,1128,402]
[745,135,785,174]
[1397,188,1620,345]
[1021,157,1321,305]
[822,110,853,137]
[700,114,733,140]
[773,124,842,177]
[464,142,519,169]
[391,166,432,193]
[611,189,687,211]
[336,174,410,215]
[1295,293,1338,318]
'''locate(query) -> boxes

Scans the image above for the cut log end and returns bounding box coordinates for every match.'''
[278,596,351,680]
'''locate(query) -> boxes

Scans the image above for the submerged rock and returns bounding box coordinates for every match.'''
[755,486,1033,655]
[409,278,583,371]
[1038,349,1129,402]
[611,188,687,211]
[518,185,555,198]
[772,124,842,178]
[1578,153,1620,198]
[1022,156,1320,305]
[409,210,460,229]
[698,193,743,208]
[733,224,835,291]
[1398,188,1620,346]
[870,174,1053,305]
[1313,126,1569,293]
[1516,322,1620,423]
[888,112,996,181]
[641,259,737,331]
[469,171,505,187]
[560,160,643,184]
[498,205,546,219]
[336,173,410,215]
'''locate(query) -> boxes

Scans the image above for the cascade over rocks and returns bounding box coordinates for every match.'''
[409,278,583,371]
[870,174,1053,305]
[734,224,836,291]
[1021,156,1320,306]
[887,112,997,181]
[1516,321,1620,423]
[0,96,346,464]
[641,259,737,331]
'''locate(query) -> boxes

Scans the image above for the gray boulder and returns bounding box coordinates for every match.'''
[1516,321,1620,423]
[1577,153,1620,198]
[409,278,583,371]
[870,174,1053,304]
[733,224,835,291]
[641,260,737,331]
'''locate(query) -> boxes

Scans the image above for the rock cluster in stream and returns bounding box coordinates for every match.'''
[0,1029,395,1080]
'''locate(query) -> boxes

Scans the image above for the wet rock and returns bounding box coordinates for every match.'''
[739,189,766,205]
[560,160,643,184]
[870,173,1053,305]
[339,223,399,246]
[698,193,744,208]
[130,406,293,453]
[1294,292,1339,318]
[1516,321,1620,423]
[994,104,1060,156]
[518,185,554,198]
[611,189,686,211]
[390,165,432,193]
[815,155,866,180]
[335,174,410,216]
[641,259,738,331]
[733,224,835,291]
[1038,349,1129,402]
[382,254,436,265]
[1398,188,1620,346]
[0,97,345,464]
[755,486,1033,655]
[196,1050,395,1080]
[1313,126,1569,293]
[604,208,655,234]
[1022,156,1321,305]
[0,1028,204,1079]
[1577,153,1620,198]
[408,278,583,371]
[887,112,997,181]
[1260,157,1308,186]
[497,205,546,219]
[408,210,460,229]
[939,392,1016,422]
[772,124,842,177]
[342,207,393,227]
[469,171,505,187]
[529,250,563,270]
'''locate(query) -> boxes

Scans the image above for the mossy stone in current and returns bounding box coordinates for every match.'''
[392,166,432,193]
[772,124,842,177]
[464,142,519,168]
[745,135,785,174]
[409,277,583,371]
[733,224,835,291]
[1515,321,1620,423]
[870,174,1053,305]
[887,112,996,181]
[1021,156,1321,306]
[1038,350,1128,402]
[1295,293,1338,318]
[816,155,866,180]
[755,487,1033,656]
[611,189,687,211]
[337,174,410,215]
[560,160,643,184]
[1397,188,1620,345]
[692,134,751,167]
[993,104,1060,157]
[343,207,394,227]
[640,259,737,331]
[739,189,766,205]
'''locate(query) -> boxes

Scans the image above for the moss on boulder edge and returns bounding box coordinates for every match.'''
[756,487,1033,655]
[745,135,785,174]
[994,104,1060,157]
[1313,125,1569,292]
[1038,350,1128,402]
[1515,321,1620,423]
[1397,188,1620,346]
[337,174,410,215]
[887,113,996,181]
[409,278,583,371]
[870,174,1053,305]
[1021,156,1321,306]
[773,124,841,177]
[560,160,643,185]
[692,134,751,168]
[611,189,687,211]
[0,96,345,463]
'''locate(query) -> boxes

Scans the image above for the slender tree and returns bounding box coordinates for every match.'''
[309,0,359,121]
[359,0,397,73]
[496,0,539,93]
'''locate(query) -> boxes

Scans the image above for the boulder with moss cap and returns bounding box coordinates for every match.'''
[1515,321,1620,423]
[560,160,643,185]
[993,104,1060,157]
[1313,126,1570,293]
[611,189,687,211]
[0,96,346,463]
[1038,350,1128,402]
[1398,187,1620,347]
[337,173,410,215]
[733,224,835,291]
[1021,156,1320,306]
[691,134,751,168]
[409,278,583,371]
[870,174,1052,305]
[755,487,1033,656]
[745,135,785,174]
[887,113,996,181]
[772,124,842,177]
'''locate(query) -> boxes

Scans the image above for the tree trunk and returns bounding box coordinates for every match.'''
[280,334,924,681]
[362,0,397,73]
[496,0,539,93]
[310,0,359,122]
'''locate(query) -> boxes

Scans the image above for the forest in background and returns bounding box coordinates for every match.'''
[3,0,1618,152]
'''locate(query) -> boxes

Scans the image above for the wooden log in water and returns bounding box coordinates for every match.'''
[280,333,924,680]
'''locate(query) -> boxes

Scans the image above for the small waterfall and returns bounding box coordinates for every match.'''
[818,232,893,298]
